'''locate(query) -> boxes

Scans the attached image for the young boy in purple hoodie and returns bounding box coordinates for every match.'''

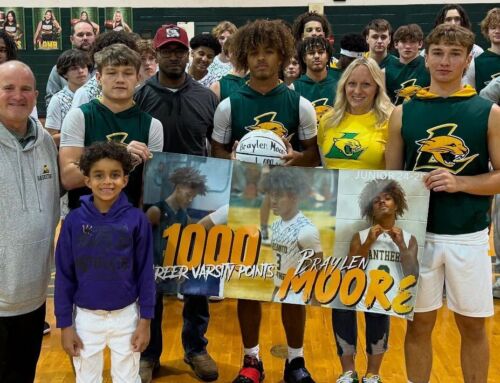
[55,141,155,382]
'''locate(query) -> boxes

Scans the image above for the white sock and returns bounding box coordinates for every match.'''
[244,345,260,360]
[287,346,304,362]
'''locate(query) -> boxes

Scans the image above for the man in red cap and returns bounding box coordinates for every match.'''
[134,24,219,383]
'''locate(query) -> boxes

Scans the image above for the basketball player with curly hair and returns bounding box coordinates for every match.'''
[212,19,320,383]
[291,11,332,42]
[334,179,418,383]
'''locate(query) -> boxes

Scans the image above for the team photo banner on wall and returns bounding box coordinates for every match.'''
[70,8,100,36]
[104,8,132,33]
[0,7,25,50]
[144,153,430,320]
[32,8,62,50]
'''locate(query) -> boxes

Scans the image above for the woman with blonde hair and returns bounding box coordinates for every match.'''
[112,10,132,32]
[318,57,393,171]
[318,57,394,383]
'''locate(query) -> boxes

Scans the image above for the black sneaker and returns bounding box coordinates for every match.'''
[43,321,51,335]
[284,357,315,383]
[232,355,265,383]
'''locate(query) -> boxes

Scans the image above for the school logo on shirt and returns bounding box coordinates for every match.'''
[37,164,53,181]
[395,79,421,104]
[245,112,288,137]
[413,123,478,174]
[312,98,333,125]
[325,132,365,160]
[106,132,129,144]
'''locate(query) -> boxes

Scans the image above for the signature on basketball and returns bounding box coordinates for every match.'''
[239,139,287,155]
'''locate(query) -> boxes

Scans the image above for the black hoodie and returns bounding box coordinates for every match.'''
[134,73,218,156]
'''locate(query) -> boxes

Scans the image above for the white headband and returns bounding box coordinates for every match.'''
[340,48,365,58]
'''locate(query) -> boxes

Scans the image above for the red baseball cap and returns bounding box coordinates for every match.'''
[153,24,189,50]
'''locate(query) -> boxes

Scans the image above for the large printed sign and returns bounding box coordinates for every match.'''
[144,153,430,319]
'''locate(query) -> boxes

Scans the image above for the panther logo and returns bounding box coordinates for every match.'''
[312,98,333,125]
[245,112,288,137]
[414,123,478,174]
[325,132,365,159]
[417,136,469,167]
[395,79,422,103]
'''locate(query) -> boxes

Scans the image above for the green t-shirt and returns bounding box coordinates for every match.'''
[385,55,430,105]
[402,91,493,234]
[475,49,500,93]
[229,82,301,149]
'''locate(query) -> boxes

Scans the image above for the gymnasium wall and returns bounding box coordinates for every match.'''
[16,3,495,116]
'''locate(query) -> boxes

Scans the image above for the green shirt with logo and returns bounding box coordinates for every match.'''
[293,73,337,125]
[385,56,430,105]
[68,99,151,209]
[229,83,301,149]
[402,93,492,234]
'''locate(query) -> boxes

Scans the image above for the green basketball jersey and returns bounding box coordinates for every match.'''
[385,56,430,105]
[293,74,337,125]
[219,73,247,101]
[402,90,493,234]
[67,99,152,209]
[82,99,151,146]
[229,83,301,149]
[474,49,500,93]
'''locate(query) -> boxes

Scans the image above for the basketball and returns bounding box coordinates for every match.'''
[235,129,287,166]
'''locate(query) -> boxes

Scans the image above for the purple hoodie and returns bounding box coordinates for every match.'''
[55,192,155,328]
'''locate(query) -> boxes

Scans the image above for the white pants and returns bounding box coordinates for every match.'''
[73,303,141,383]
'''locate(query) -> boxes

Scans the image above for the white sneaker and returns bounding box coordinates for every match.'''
[362,375,382,383]
[337,371,359,383]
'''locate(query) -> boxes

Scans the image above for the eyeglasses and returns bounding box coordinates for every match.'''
[157,48,188,58]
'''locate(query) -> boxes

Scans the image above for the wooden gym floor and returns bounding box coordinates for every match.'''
[36,297,500,383]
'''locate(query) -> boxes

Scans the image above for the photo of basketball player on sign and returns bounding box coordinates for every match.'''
[353,178,419,316]
[225,162,337,303]
[330,169,428,319]
[261,166,324,305]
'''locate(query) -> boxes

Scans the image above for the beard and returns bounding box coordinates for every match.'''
[160,65,186,80]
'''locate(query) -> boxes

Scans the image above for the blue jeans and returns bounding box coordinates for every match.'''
[141,293,209,362]
[182,294,209,357]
